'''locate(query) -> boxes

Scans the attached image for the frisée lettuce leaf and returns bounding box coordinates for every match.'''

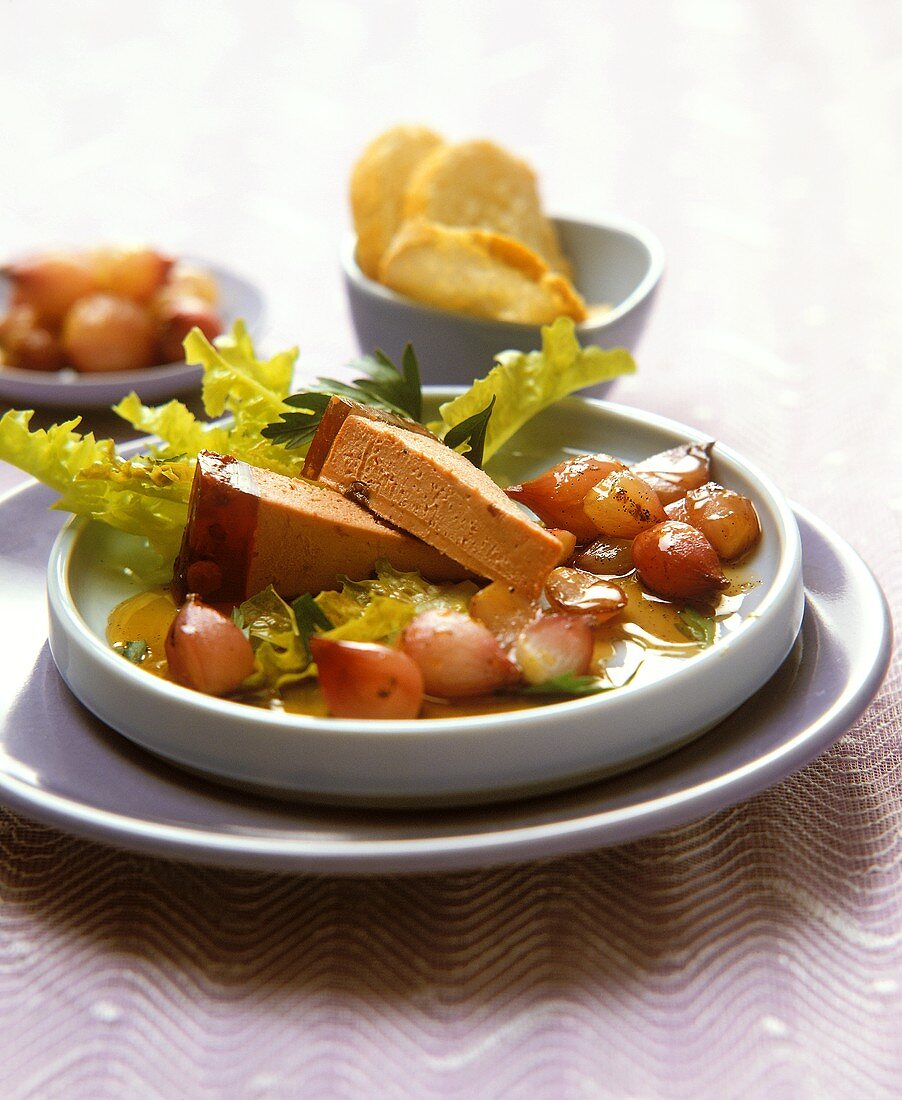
[0,410,193,562]
[0,410,118,492]
[233,587,313,692]
[315,560,476,624]
[116,321,304,478]
[233,563,477,695]
[434,316,635,463]
[0,323,304,566]
[112,394,231,460]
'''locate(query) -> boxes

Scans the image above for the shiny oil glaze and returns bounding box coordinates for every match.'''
[107,566,756,719]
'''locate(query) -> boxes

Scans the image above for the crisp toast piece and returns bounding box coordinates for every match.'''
[402,139,572,276]
[378,219,586,324]
[350,124,445,279]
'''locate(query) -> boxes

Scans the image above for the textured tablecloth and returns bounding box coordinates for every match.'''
[1,2,900,1097]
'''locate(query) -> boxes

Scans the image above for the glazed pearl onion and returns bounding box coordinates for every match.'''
[583,470,667,539]
[683,483,761,561]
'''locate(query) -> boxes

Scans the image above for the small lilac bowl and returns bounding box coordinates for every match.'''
[341,214,665,386]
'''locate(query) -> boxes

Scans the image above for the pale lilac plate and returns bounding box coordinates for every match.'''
[0,478,891,873]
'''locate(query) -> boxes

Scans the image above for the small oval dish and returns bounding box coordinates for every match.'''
[45,393,802,807]
[342,215,664,388]
[0,261,264,409]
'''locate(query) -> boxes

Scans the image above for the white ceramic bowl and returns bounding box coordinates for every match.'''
[342,215,665,389]
[46,393,803,807]
[0,260,264,408]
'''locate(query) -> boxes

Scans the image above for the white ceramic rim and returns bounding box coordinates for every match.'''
[340,213,666,333]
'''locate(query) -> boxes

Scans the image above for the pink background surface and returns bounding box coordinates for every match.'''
[1,2,900,1097]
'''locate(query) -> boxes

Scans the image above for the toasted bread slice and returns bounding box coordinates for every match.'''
[378,219,587,324]
[402,140,572,276]
[350,125,446,279]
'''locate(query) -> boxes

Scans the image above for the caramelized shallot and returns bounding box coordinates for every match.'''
[571,536,634,577]
[632,521,728,600]
[544,567,627,623]
[547,528,578,564]
[62,294,156,373]
[91,245,173,303]
[664,498,689,523]
[401,610,519,697]
[4,252,97,326]
[310,637,424,719]
[506,453,627,539]
[156,296,223,363]
[683,482,761,561]
[583,470,667,538]
[165,595,255,696]
[632,442,713,505]
[0,307,64,371]
[469,582,539,648]
[514,614,594,684]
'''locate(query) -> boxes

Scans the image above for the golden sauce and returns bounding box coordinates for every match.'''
[107,568,756,719]
[107,591,177,676]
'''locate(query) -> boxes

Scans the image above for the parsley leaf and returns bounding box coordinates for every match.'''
[517,656,644,696]
[442,396,495,469]
[520,672,614,696]
[292,593,334,654]
[114,639,149,664]
[676,608,716,647]
[262,345,423,450]
[339,345,422,421]
[259,392,332,450]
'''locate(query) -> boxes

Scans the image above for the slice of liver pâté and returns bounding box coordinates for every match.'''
[173,451,473,604]
[313,415,562,597]
[302,396,437,481]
